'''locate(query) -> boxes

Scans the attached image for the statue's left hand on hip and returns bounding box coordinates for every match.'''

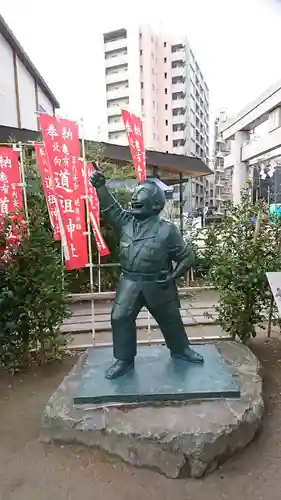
[157,271,174,287]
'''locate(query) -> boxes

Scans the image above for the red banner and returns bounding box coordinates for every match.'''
[39,115,88,270]
[121,109,146,183]
[85,163,110,257]
[34,143,60,240]
[0,148,23,220]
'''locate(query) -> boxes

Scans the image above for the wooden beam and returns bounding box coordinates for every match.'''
[12,50,21,128]
[34,80,39,130]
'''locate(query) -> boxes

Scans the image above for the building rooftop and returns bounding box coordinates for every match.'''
[0,14,60,108]
[0,125,212,179]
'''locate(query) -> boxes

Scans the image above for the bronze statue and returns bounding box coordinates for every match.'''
[90,167,204,379]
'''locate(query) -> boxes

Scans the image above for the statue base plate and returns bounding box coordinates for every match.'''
[73,344,239,405]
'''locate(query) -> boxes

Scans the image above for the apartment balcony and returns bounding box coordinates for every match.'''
[216,195,224,202]
[107,121,125,133]
[172,93,186,104]
[216,135,224,144]
[171,50,185,62]
[172,114,186,126]
[171,66,185,78]
[107,106,122,117]
[172,82,185,93]
[215,180,224,188]
[104,37,127,53]
[105,71,128,84]
[105,54,128,68]
[216,151,226,158]
[173,129,186,141]
[107,86,129,100]
[216,165,224,173]
[172,146,186,155]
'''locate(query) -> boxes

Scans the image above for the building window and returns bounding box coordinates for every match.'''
[164,57,167,63]
[140,65,143,72]
[141,82,143,89]
[140,49,143,55]
[141,98,144,105]
[164,41,166,47]
[166,135,168,141]
[164,72,167,79]
[165,119,168,126]
[165,88,167,94]
[165,104,168,110]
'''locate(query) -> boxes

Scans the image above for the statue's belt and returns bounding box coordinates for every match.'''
[121,270,167,282]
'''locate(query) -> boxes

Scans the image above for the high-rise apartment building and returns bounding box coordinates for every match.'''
[212,111,232,213]
[103,26,209,163]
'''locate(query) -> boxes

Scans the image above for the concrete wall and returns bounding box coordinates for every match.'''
[0,33,17,127]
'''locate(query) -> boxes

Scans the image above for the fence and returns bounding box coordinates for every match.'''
[64,282,232,350]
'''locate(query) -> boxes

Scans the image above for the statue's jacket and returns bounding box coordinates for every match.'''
[98,185,195,309]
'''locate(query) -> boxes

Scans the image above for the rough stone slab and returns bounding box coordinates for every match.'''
[73,344,239,405]
[41,341,264,479]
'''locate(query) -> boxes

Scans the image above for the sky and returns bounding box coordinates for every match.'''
[0,0,281,139]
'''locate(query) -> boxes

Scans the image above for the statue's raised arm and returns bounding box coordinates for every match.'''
[90,165,132,231]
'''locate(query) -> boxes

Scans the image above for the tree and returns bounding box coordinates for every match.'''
[205,185,281,343]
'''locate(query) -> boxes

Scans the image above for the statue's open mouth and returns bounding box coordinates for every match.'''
[131,202,144,210]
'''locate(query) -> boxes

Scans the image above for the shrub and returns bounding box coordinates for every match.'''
[205,186,281,343]
[0,158,69,373]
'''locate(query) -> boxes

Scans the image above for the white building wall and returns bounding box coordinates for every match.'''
[37,86,54,115]
[16,56,37,131]
[127,26,142,118]
[0,33,17,127]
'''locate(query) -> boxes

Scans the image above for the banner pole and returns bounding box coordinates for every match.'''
[98,253,101,293]
[17,142,30,236]
[80,118,96,344]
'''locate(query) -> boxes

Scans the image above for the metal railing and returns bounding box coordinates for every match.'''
[65,270,228,350]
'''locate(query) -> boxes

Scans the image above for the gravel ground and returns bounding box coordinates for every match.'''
[1,338,281,500]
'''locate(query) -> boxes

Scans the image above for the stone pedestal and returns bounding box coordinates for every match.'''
[40,342,263,478]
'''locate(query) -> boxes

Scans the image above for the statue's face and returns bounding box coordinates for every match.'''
[130,184,155,220]
[131,182,165,219]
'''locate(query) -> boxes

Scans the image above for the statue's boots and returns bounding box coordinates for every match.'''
[171,346,204,364]
[105,359,134,379]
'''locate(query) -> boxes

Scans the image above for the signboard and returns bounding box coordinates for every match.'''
[267,272,281,316]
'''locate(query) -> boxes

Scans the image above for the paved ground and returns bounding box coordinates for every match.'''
[1,336,281,500]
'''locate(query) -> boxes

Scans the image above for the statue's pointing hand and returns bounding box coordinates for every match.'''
[90,162,106,188]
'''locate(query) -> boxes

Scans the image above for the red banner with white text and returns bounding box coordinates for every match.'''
[121,109,146,183]
[85,163,110,257]
[34,142,60,240]
[39,115,88,270]
[0,148,23,221]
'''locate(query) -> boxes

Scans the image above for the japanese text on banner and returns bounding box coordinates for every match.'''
[85,163,110,257]
[0,148,23,221]
[121,109,146,183]
[34,143,60,240]
[39,115,88,270]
